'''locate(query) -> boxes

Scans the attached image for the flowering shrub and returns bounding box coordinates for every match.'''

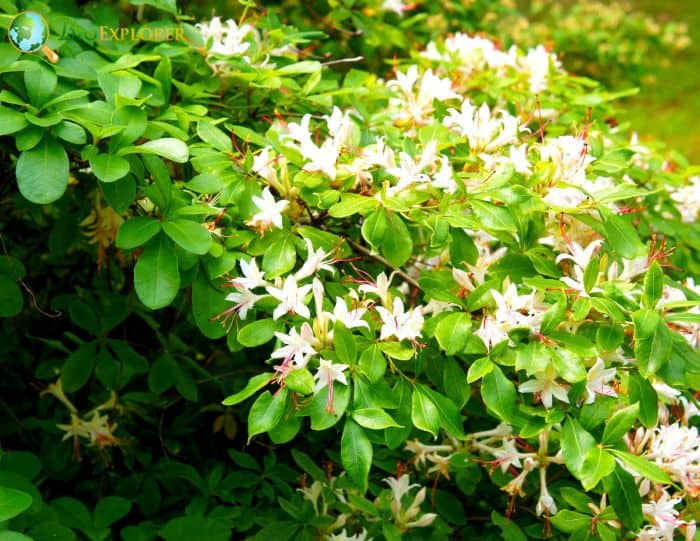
[0,1,699,541]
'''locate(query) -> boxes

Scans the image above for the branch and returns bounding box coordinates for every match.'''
[344,237,420,291]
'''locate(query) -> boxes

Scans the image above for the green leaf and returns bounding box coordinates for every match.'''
[247,388,288,442]
[163,219,212,255]
[276,61,322,75]
[134,233,180,310]
[222,373,273,406]
[341,419,372,491]
[262,235,296,278]
[24,63,56,107]
[0,486,32,521]
[602,403,639,444]
[561,417,596,478]
[285,369,314,395]
[197,120,232,153]
[307,383,350,430]
[361,210,387,248]
[62,342,96,393]
[411,387,440,438]
[16,135,69,204]
[470,200,517,232]
[90,153,130,183]
[595,324,624,352]
[358,345,386,383]
[381,212,413,267]
[0,275,22,318]
[93,496,131,528]
[116,217,162,249]
[599,208,645,258]
[102,175,136,214]
[237,319,276,347]
[352,408,401,430]
[642,262,664,309]
[580,447,615,490]
[628,373,658,428]
[129,0,177,13]
[481,365,517,423]
[603,465,643,531]
[418,385,465,438]
[0,106,28,135]
[610,450,673,485]
[119,138,189,163]
[633,309,672,378]
[328,193,379,218]
[466,357,493,383]
[551,348,586,383]
[515,342,550,376]
[550,510,592,534]
[434,312,471,355]
[333,322,357,364]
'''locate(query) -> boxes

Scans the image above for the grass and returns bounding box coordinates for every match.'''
[618,0,700,160]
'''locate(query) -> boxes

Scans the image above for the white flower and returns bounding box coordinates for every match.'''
[518,44,561,93]
[375,297,424,342]
[252,147,277,184]
[384,474,420,507]
[475,315,510,349]
[385,141,437,194]
[224,288,261,320]
[556,239,603,270]
[584,358,617,404]
[543,187,587,209]
[432,156,458,193]
[481,144,532,176]
[493,438,522,473]
[518,365,570,408]
[359,272,393,306]
[326,297,369,330]
[363,136,396,169]
[388,66,457,125]
[314,358,349,392]
[271,323,318,370]
[641,490,684,541]
[561,264,601,298]
[248,187,289,231]
[266,276,313,320]
[539,136,594,186]
[381,0,406,15]
[197,17,255,57]
[295,238,335,281]
[230,258,269,290]
[443,100,520,153]
[669,176,700,223]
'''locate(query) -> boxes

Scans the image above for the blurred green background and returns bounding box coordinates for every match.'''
[622,0,700,159]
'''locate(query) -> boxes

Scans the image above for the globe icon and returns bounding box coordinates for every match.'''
[8,11,49,53]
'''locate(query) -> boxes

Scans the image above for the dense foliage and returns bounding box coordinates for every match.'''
[0,1,698,540]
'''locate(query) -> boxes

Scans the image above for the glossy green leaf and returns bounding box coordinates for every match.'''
[237,318,276,347]
[222,373,273,406]
[134,233,180,310]
[90,153,130,183]
[603,465,643,530]
[0,487,32,521]
[116,217,162,249]
[434,312,471,355]
[16,135,69,204]
[352,408,401,430]
[341,419,372,491]
[481,365,517,423]
[163,219,212,255]
[602,403,639,444]
[561,417,596,479]
[247,388,288,442]
[580,447,615,490]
